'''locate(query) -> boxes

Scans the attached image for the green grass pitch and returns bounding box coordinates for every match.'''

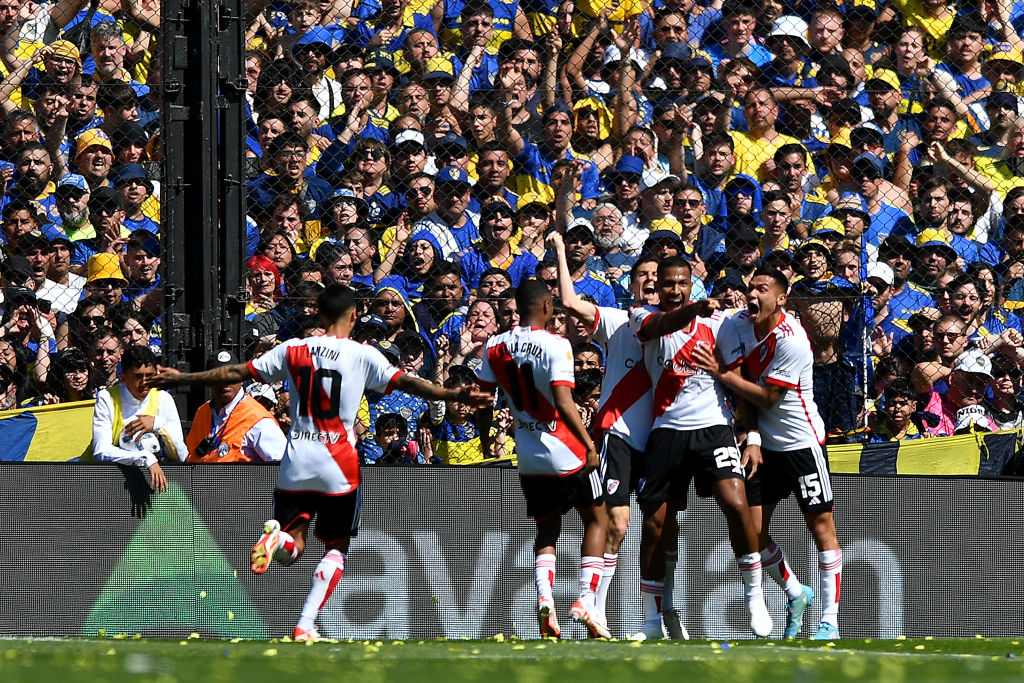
[1,637,1023,682]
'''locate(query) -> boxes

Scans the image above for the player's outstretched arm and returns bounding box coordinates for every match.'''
[550,383,599,472]
[149,363,254,389]
[636,298,721,342]
[393,373,493,408]
[691,344,783,411]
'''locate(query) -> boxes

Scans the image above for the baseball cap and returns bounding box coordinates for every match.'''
[953,349,993,379]
[75,128,112,157]
[435,165,471,186]
[645,230,684,247]
[322,187,367,212]
[1,254,33,284]
[433,132,469,154]
[292,26,333,52]
[421,56,455,81]
[866,68,901,92]
[795,238,831,256]
[373,339,400,365]
[988,42,1024,67]
[565,221,595,244]
[879,234,916,256]
[713,270,748,293]
[641,168,680,192]
[393,129,426,149]
[110,163,152,192]
[16,230,51,254]
[605,155,644,179]
[56,173,89,195]
[111,121,149,152]
[851,152,885,178]
[767,16,810,51]
[684,50,714,71]
[649,216,684,235]
[49,40,81,65]
[206,349,239,370]
[915,228,957,261]
[88,186,123,213]
[908,306,941,330]
[827,128,853,152]
[810,215,846,238]
[987,91,1019,113]
[727,222,762,246]
[86,253,128,285]
[365,54,399,76]
[356,313,388,334]
[129,229,161,257]
[866,262,894,287]
[661,41,690,63]
[834,191,870,217]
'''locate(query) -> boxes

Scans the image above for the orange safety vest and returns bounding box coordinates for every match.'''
[186,394,277,463]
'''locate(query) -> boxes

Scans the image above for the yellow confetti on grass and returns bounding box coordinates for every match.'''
[105,648,116,656]
[263,648,278,656]
[513,645,525,650]
[188,633,200,640]
[493,633,505,642]
[914,645,925,650]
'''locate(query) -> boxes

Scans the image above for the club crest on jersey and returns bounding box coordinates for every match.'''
[759,344,770,362]
[606,479,620,495]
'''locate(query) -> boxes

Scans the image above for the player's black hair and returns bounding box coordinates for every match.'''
[444,364,477,388]
[318,283,357,323]
[515,278,552,314]
[657,255,692,279]
[121,344,156,371]
[751,266,790,293]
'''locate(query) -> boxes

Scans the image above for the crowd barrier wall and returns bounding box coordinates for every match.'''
[3,400,1020,476]
[0,465,1021,640]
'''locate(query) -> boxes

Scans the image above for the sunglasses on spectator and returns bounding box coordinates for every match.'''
[276,149,305,159]
[355,149,384,160]
[676,198,702,207]
[995,367,1022,379]
[80,315,106,325]
[935,331,965,341]
[406,185,432,196]
[656,117,676,129]
[541,278,558,287]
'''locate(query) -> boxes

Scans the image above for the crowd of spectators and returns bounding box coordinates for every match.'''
[4,0,1024,462]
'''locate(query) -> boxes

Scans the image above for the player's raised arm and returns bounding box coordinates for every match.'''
[393,372,493,408]
[149,363,254,389]
[632,257,721,343]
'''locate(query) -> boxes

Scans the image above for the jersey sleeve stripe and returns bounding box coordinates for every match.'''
[551,380,575,388]
[725,358,743,371]
[765,377,798,390]
[247,360,265,383]
[384,370,403,395]
[586,307,600,336]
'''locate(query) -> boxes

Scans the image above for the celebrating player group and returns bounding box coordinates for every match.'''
[151,245,841,641]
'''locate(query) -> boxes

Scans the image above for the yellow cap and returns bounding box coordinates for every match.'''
[988,43,1024,67]
[517,192,550,209]
[86,253,127,285]
[649,216,684,235]
[796,238,831,255]
[76,128,112,158]
[811,216,846,236]
[827,127,852,151]
[915,228,953,247]
[866,68,901,92]
[48,40,81,65]
[421,56,455,79]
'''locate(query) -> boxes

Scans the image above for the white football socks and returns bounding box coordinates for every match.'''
[760,537,803,601]
[296,549,345,632]
[818,549,843,627]
[535,554,556,603]
[594,553,617,618]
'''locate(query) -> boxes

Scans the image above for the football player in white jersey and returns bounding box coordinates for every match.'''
[152,285,489,641]
[629,256,772,640]
[693,268,843,640]
[476,280,609,640]
[547,232,687,637]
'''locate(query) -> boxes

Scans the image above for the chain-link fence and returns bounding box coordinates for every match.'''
[18,1,1023,459]
[0,0,164,408]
